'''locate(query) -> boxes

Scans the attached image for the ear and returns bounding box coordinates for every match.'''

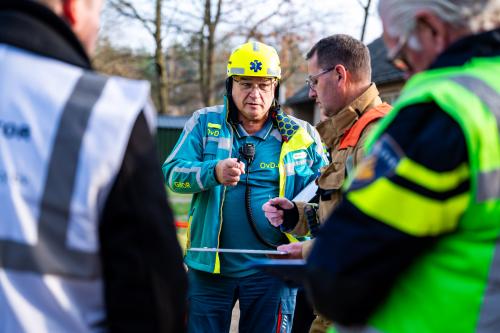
[334,64,348,87]
[414,10,449,54]
[62,0,77,26]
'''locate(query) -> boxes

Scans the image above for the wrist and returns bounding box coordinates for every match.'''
[280,201,299,232]
[214,161,221,184]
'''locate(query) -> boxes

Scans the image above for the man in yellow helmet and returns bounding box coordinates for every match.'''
[163,41,328,333]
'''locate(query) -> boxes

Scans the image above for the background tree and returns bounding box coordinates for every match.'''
[97,0,381,115]
[107,0,177,114]
[358,0,372,42]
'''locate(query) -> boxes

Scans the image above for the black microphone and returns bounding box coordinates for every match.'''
[239,143,255,165]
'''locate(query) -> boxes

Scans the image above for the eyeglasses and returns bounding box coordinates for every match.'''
[305,66,335,91]
[387,32,413,73]
[233,78,276,93]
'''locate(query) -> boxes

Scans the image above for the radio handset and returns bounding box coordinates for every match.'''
[238,142,286,248]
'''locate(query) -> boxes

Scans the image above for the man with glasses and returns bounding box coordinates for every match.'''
[163,41,327,333]
[304,1,500,332]
[263,34,391,333]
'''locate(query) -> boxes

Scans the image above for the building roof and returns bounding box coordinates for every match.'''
[157,115,191,129]
[284,85,310,107]
[368,37,405,85]
[285,36,404,107]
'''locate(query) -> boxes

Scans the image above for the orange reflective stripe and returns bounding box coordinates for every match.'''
[338,103,391,149]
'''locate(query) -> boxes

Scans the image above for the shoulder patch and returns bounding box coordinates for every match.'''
[350,134,404,190]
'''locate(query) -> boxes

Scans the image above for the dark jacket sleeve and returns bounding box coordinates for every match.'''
[305,102,469,325]
[99,111,187,333]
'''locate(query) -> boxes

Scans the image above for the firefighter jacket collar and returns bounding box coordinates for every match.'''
[316,83,382,149]
[0,0,91,69]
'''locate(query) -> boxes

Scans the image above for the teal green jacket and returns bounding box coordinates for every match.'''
[163,103,327,273]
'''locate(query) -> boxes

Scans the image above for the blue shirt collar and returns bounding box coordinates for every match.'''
[235,116,274,140]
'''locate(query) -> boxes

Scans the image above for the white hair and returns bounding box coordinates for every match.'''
[379,0,500,42]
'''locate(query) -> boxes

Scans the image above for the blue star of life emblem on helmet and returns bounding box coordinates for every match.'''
[249,60,263,73]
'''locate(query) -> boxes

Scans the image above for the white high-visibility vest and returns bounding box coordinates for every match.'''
[0,44,156,333]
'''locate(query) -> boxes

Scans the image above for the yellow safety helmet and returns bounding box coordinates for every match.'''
[227,41,281,79]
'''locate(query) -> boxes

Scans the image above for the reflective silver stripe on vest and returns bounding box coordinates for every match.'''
[451,76,500,202]
[451,76,500,125]
[477,170,500,202]
[0,72,107,278]
[477,239,500,332]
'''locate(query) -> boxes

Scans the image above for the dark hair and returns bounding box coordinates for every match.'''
[306,34,371,82]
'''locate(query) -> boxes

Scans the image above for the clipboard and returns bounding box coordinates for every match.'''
[247,259,307,287]
[292,180,318,202]
[188,247,288,255]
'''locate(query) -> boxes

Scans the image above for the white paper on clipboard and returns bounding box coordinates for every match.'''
[188,247,288,255]
[291,180,318,202]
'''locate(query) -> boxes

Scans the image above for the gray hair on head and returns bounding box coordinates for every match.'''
[379,0,500,40]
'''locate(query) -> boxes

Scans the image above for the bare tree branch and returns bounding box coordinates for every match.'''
[109,0,155,36]
[358,0,372,42]
[244,0,288,40]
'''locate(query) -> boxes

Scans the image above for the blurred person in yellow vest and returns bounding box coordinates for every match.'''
[304,1,500,332]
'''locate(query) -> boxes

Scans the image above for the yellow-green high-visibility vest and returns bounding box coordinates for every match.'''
[333,56,500,333]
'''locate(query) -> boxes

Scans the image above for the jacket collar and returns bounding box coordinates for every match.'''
[316,83,382,148]
[271,108,299,142]
[0,1,91,69]
[430,27,500,70]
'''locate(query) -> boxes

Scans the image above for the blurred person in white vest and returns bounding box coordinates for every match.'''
[0,0,187,332]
